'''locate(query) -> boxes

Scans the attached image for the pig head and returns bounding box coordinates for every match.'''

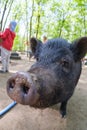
[7,37,87,117]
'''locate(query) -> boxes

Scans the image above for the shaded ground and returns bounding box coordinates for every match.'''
[0,53,87,130]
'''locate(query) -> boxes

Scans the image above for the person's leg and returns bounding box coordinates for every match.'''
[0,47,9,72]
[6,51,11,72]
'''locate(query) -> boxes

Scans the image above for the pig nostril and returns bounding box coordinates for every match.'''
[9,80,15,89]
[22,84,29,94]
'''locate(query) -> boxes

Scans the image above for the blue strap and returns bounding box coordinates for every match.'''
[0,101,17,117]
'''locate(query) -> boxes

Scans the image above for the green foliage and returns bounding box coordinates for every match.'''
[13,35,25,51]
[1,0,87,50]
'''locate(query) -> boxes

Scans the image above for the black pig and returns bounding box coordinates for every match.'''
[7,37,87,117]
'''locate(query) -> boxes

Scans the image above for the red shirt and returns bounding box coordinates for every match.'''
[0,28,16,51]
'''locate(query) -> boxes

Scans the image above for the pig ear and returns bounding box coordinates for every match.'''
[30,37,38,54]
[70,37,87,62]
[30,37,42,55]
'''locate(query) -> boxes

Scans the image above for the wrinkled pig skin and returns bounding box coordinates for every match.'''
[7,37,87,117]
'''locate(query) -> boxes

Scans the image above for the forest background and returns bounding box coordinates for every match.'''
[0,0,87,51]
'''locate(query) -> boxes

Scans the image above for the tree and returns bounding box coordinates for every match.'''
[1,0,87,51]
[29,0,34,39]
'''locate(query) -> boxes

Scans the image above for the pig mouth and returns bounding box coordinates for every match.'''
[7,72,39,106]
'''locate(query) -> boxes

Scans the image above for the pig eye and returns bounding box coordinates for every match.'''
[62,60,69,68]
[61,59,70,72]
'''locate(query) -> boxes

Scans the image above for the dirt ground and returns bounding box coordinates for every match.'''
[0,53,87,130]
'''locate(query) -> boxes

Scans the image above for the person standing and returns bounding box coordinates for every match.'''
[42,35,48,43]
[0,21,17,73]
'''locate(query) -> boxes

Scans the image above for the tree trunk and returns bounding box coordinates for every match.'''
[2,0,14,31]
[36,3,40,39]
[0,0,8,31]
[58,13,65,37]
[36,15,40,38]
[83,15,86,35]
[29,0,34,39]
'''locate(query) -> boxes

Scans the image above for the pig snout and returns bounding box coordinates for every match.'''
[7,72,39,106]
